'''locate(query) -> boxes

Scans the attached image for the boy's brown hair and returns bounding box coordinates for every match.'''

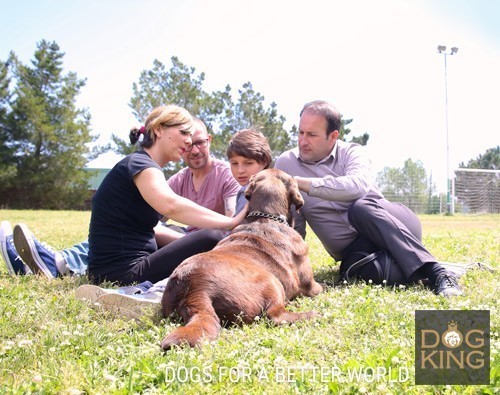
[226,129,273,169]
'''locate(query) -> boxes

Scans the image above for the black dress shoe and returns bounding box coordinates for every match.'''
[433,273,463,297]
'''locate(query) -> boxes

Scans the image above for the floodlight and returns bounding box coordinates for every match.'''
[436,44,459,214]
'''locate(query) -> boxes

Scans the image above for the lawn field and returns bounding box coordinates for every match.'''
[0,210,498,394]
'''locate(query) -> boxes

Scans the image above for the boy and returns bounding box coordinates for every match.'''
[226,129,273,214]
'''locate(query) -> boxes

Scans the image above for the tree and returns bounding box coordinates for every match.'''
[459,145,499,170]
[376,158,430,213]
[220,82,290,160]
[0,60,17,187]
[113,57,292,169]
[0,40,94,209]
[339,117,369,145]
[129,57,231,157]
[110,57,234,172]
[112,56,369,170]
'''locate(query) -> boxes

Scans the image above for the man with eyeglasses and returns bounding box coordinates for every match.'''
[162,117,240,233]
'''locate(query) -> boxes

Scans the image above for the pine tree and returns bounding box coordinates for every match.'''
[459,146,499,170]
[0,60,17,188]
[119,57,292,167]
[115,56,369,170]
[1,40,94,209]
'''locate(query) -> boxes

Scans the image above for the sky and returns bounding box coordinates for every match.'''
[1,0,499,192]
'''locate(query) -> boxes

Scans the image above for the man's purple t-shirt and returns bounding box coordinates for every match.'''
[167,158,240,231]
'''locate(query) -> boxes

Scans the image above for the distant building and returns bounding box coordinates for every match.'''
[84,168,111,190]
[83,168,111,209]
[83,152,123,209]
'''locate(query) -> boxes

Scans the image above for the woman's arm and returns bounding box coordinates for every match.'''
[224,195,237,217]
[135,168,247,231]
[153,224,185,247]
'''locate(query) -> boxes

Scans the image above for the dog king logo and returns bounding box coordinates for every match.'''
[415,310,490,385]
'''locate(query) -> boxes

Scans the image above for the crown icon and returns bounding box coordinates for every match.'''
[448,320,457,329]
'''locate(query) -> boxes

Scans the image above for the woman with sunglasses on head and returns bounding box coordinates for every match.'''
[88,105,247,286]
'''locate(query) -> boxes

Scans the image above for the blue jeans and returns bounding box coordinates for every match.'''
[60,241,89,275]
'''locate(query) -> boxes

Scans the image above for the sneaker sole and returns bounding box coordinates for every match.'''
[75,284,115,303]
[0,242,15,276]
[13,224,55,278]
[0,242,16,275]
[96,293,161,320]
[0,221,15,275]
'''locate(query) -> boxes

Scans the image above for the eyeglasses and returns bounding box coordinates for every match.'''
[185,139,209,152]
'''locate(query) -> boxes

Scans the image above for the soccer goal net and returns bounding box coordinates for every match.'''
[453,168,500,214]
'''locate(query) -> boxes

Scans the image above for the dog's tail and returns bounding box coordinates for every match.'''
[161,293,221,350]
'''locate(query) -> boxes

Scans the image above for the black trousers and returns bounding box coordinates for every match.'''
[343,197,436,282]
[91,229,225,286]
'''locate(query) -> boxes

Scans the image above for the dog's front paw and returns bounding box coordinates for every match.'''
[160,331,194,350]
[305,281,324,297]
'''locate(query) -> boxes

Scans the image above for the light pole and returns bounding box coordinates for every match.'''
[437,45,458,215]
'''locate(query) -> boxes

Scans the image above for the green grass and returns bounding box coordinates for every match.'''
[0,210,498,394]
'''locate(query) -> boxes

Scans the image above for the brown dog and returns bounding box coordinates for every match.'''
[160,169,323,350]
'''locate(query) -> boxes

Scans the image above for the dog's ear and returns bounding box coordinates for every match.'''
[291,189,304,211]
[244,175,257,201]
[288,176,304,211]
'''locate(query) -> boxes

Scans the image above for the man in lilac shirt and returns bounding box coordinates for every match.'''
[163,118,240,233]
[274,100,462,297]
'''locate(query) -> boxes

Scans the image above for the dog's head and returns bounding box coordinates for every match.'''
[244,169,304,224]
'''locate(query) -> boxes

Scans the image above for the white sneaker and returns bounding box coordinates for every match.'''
[13,223,58,278]
[75,284,158,303]
[1,221,30,275]
[75,284,117,303]
[96,293,161,320]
